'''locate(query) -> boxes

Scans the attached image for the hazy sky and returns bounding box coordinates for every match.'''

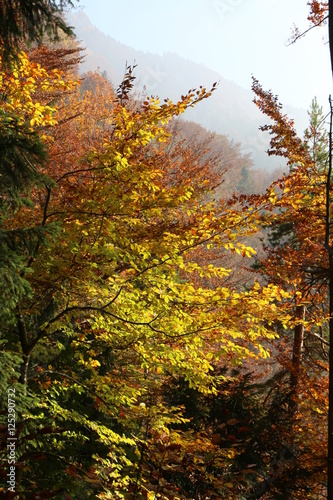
[76,0,331,111]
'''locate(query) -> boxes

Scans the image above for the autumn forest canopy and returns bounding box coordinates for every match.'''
[0,1,332,499]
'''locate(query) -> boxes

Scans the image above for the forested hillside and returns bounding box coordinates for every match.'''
[67,11,310,173]
[0,2,332,499]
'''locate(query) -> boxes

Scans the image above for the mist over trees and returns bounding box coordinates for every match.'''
[67,10,311,174]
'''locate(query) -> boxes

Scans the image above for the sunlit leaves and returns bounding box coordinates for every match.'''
[0,51,78,132]
[247,78,330,496]
[1,53,299,498]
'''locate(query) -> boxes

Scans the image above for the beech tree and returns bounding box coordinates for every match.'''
[0,44,296,497]
[236,79,330,498]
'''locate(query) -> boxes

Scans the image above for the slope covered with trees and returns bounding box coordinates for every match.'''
[67,10,310,173]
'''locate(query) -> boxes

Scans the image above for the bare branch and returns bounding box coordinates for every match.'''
[286,16,328,46]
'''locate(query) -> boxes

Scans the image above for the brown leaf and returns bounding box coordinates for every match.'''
[227,418,240,426]
[211,433,221,445]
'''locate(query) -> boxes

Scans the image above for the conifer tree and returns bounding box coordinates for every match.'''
[0,0,77,66]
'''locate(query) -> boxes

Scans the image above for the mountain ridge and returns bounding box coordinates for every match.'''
[68,11,309,171]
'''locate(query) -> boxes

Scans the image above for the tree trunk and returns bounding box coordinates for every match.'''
[17,315,30,393]
[326,85,333,500]
[328,254,333,500]
[19,354,30,386]
[290,304,305,405]
[329,0,333,76]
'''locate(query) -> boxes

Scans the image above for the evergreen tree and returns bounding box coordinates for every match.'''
[304,97,329,172]
[0,0,77,66]
[0,109,50,326]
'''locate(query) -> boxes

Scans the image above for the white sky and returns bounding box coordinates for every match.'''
[77,0,332,111]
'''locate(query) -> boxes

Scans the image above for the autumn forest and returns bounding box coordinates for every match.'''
[1,1,333,499]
